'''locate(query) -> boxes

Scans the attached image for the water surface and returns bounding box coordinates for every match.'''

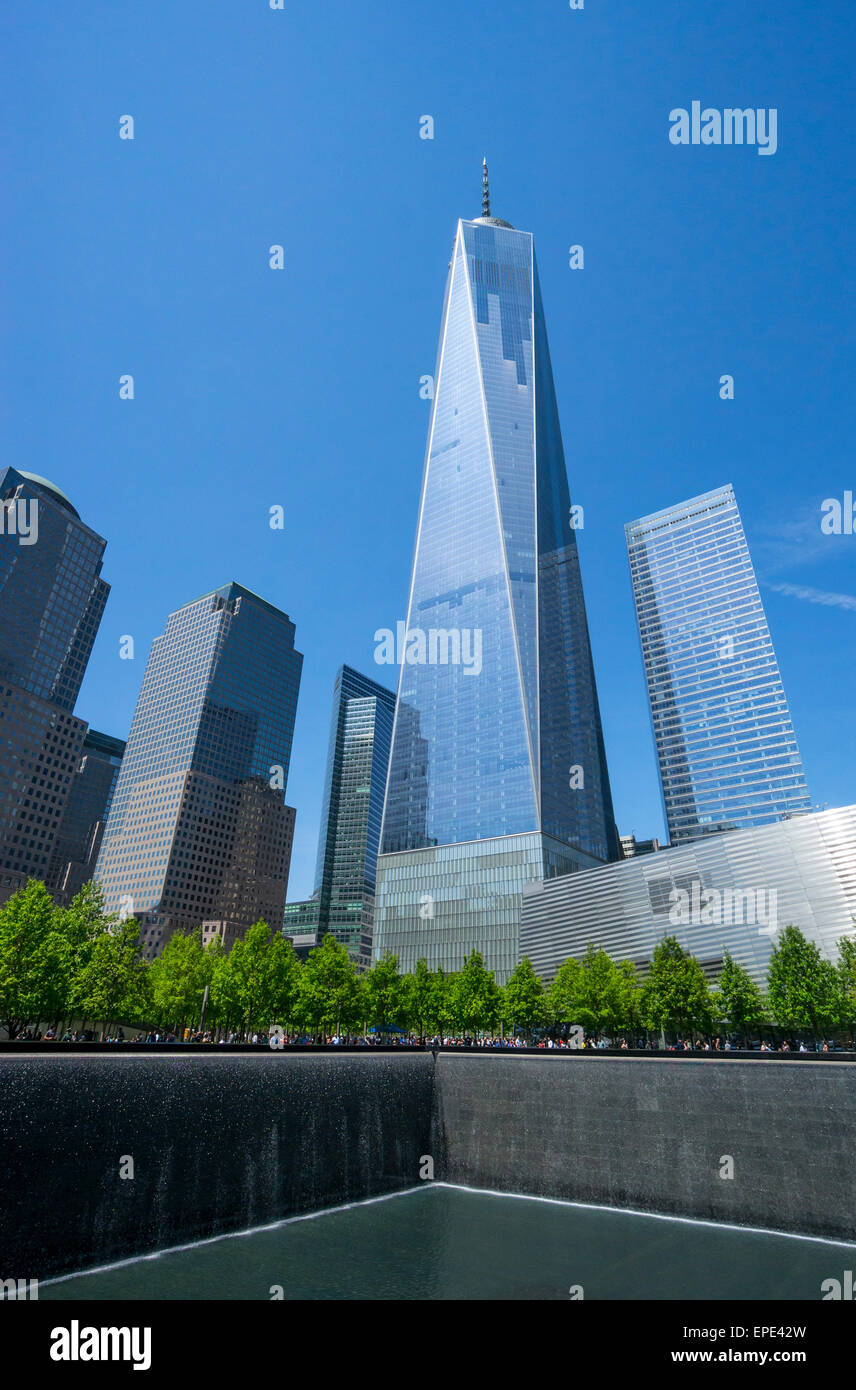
[41,1185,852,1300]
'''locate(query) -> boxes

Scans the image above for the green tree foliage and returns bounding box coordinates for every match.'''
[616,959,643,1036]
[836,934,856,1037]
[227,921,292,1033]
[297,934,361,1036]
[0,880,70,1037]
[641,936,714,1038]
[501,957,545,1040]
[3,875,854,1052]
[575,945,640,1037]
[767,924,840,1036]
[59,881,112,984]
[267,934,302,1031]
[71,918,150,1038]
[210,943,243,1034]
[405,958,441,1039]
[149,929,208,1033]
[364,952,406,1035]
[544,951,641,1038]
[546,957,584,1027]
[711,951,767,1043]
[448,951,501,1037]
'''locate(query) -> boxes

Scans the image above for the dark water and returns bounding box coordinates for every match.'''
[40,1185,854,1301]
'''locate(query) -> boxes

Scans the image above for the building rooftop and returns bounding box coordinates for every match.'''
[19,471,80,519]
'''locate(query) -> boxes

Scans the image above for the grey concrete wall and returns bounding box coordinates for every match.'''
[0,1053,433,1281]
[433,1053,856,1240]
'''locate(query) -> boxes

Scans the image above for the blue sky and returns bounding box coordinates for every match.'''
[3,0,854,898]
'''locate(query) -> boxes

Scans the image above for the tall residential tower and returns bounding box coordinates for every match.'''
[626,485,812,844]
[373,167,619,980]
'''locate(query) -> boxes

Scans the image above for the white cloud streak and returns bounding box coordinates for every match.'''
[767,582,856,612]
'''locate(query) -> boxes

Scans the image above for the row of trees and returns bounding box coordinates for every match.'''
[1,878,855,1042]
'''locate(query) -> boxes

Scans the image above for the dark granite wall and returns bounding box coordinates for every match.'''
[0,1053,433,1280]
[3,1051,855,1282]
[434,1053,856,1240]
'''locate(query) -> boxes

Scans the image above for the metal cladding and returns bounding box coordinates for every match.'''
[520,804,856,986]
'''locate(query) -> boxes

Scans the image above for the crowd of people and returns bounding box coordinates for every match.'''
[6,1027,849,1051]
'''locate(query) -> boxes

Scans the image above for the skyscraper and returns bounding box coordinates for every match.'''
[46,730,125,904]
[285,665,395,969]
[626,484,812,844]
[373,167,619,981]
[95,582,302,957]
[0,468,110,901]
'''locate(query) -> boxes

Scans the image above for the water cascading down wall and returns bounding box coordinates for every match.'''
[2,1050,855,1281]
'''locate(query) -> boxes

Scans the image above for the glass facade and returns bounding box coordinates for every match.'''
[95,583,302,957]
[0,468,108,711]
[626,486,812,844]
[286,666,395,969]
[375,207,618,980]
[46,729,126,904]
[0,469,109,901]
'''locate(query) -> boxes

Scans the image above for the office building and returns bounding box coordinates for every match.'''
[620,834,662,859]
[46,730,125,904]
[626,485,812,845]
[284,665,395,969]
[95,582,301,957]
[373,166,619,981]
[0,468,110,901]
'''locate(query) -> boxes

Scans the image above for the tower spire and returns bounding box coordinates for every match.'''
[482,157,490,218]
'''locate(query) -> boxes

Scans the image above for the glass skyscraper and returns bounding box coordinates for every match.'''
[284,665,395,969]
[46,729,125,905]
[373,173,619,981]
[95,582,302,957]
[0,468,110,901]
[626,485,812,844]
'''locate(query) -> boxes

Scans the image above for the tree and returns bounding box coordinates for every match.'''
[297,934,361,1036]
[449,951,501,1038]
[767,924,840,1038]
[57,881,112,979]
[267,935,302,1032]
[575,945,637,1038]
[71,919,149,1038]
[405,959,437,1040]
[0,880,70,1037]
[149,929,208,1033]
[210,944,243,1036]
[641,936,714,1039]
[712,951,766,1045]
[227,921,284,1034]
[616,959,643,1038]
[836,935,856,1040]
[364,952,406,1036]
[502,957,545,1041]
[546,957,584,1028]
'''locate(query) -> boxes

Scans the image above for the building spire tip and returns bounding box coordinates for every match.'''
[481,157,490,218]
